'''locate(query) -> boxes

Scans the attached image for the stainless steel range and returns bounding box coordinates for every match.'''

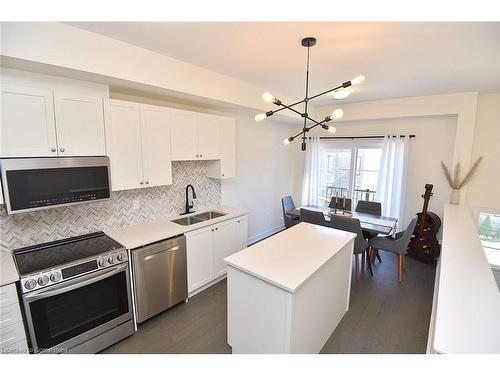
[14,232,134,354]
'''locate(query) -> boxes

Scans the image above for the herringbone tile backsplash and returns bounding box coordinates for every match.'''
[0,161,221,252]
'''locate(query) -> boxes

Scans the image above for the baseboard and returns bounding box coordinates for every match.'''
[247,225,285,246]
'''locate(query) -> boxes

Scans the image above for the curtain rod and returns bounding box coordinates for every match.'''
[310,135,416,140]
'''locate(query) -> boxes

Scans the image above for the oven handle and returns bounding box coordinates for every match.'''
[24,263,128,302]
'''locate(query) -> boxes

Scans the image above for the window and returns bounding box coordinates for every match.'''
[319,142,383,208]
[477,212,500,251]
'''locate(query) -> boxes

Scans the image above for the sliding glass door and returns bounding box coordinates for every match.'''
[319,141,383,208]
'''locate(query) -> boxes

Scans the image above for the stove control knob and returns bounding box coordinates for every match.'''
[98,259,106,267]
[25,279,37,290]
[38,275,49,286]
[117,253,124,261]
[108,256,115,264]
[50,272,61,283]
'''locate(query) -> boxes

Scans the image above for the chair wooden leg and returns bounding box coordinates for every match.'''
[397,254,403,283]
[361,250,365,271]
[370,247,377,263]
[355,254,360,281]
[402,254,406,271]
[366,249,373,277]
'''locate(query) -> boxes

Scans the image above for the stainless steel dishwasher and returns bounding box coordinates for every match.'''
[132,235,188,323]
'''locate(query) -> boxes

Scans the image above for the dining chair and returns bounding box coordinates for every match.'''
[355,200,383,262]
[368,216,418,283]
[355,200,382,216]
[329,197,352,212]
[300,208,327,227]
[282,196,300,228]
[330,216,372,281]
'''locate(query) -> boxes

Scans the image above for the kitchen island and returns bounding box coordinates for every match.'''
[224,222,356,354]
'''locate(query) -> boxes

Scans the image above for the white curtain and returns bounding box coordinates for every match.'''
[301,137,322,206]
[375,135,409,229]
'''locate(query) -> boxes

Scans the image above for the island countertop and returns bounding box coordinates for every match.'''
[224,222,356,293]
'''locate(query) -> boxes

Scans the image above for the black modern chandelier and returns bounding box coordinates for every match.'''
[254,37,365,151]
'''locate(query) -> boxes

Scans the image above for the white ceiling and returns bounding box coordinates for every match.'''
[68,22,500,104]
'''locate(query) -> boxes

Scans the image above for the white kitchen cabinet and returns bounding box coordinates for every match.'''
[0,84,106,157]
[107,100,144,190]
[197,114,220,160]
[186,226,214,293]
[212,219,239,278]
[107,100,173,191]
[170,110,221,161]
[1,85,57,157]
[140,104,173,187]
[53,93,106,156]
[207,118,236,179]
[170,110,198,160]
[186,215,248,294]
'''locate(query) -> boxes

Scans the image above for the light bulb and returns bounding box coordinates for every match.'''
[351,75,366,85]
[330,108,344,120]
[327,126,336,134]
[262,92,274,103]
[331,88,351,99]
[255,113,267,122]
[283,138,291,145]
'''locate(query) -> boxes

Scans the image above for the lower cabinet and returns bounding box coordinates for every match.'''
[185,215,248,294]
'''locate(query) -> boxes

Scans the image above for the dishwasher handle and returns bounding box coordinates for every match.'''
[143,245,180,261]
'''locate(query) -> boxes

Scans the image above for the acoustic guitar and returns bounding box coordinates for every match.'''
[407,184,441,264]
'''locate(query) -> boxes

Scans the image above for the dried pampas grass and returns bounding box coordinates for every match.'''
[441,157,482,189]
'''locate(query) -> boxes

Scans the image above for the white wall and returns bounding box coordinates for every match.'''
[291,115,457,235]
[466,93,500,214]
[110,92,293,243]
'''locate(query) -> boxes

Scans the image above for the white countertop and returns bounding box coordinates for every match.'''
[105,206,249,249]
[0,250,19,287]
[224,222,356,293]
[431,204,500,353]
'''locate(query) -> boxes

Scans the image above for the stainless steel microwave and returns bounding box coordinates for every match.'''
[0,157,111,214]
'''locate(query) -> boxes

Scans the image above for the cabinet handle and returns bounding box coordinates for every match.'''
[195,154,199,158]
[140,181,144,185]
[215,227,218,230]
[145,181,149,184]
[222,174,225,177]
[51,147,56,152]
[211,229,214,232]
[200,154,203,158]
[59,147,65,152]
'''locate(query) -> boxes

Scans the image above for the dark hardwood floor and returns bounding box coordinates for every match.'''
[102,251,435,354]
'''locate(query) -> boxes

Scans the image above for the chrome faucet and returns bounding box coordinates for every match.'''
[182,184,197,215]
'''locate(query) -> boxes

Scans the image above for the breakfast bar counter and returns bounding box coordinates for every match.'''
[224,222,356,353]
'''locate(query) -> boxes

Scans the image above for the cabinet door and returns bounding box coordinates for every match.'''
[219,118,236,178]
[236,215,248,251]
[140,104,173,187]
[53,92,106,156]
[1,85,57,157]
[170,110,197,160]
[107,100,144,191]
[186,227,214,293]
[213,219,240,278]
[197,115,221,160]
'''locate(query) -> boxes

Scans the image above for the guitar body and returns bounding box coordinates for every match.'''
[408,184,442,264]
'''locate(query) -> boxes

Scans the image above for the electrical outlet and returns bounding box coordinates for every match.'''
[133,199,140,210]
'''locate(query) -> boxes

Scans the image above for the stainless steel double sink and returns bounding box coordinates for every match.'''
[171,210,226,226]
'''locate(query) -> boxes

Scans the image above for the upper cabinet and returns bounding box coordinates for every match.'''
[1,85,106,157]
[207,118,236,179]
[1,85,57,157]
[107,100,172,191]
[53,93,106,156]
[170,110,221,161]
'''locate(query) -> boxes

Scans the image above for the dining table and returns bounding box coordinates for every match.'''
[288,205,398,236]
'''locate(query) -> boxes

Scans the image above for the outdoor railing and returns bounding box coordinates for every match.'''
[319,185,376,206]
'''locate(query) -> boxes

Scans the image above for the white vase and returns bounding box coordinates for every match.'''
[449,189,460,205]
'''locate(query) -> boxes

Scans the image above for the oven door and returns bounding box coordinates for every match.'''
[23,263,132,353]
